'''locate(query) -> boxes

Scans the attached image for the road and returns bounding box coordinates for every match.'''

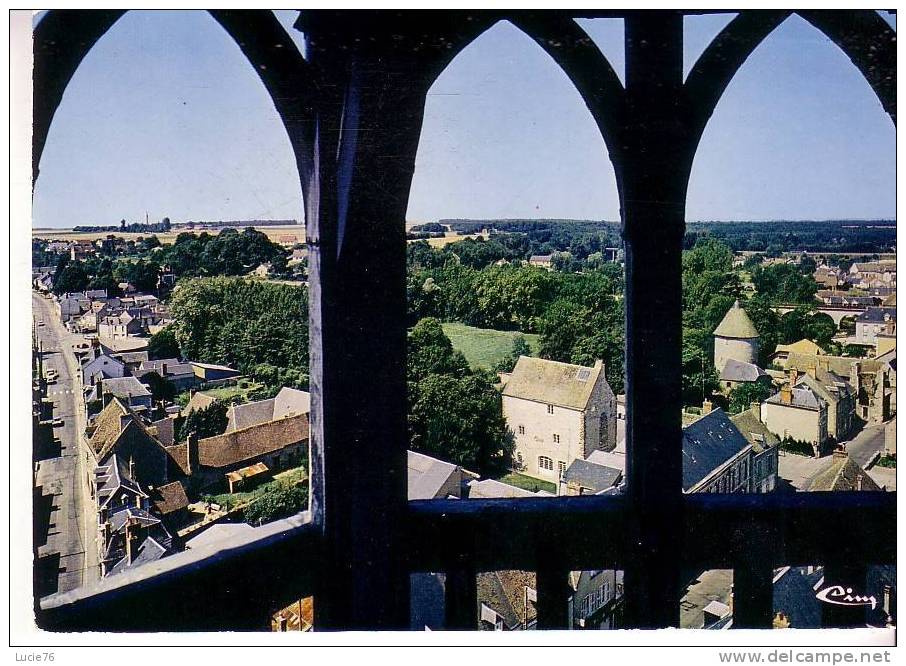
[844,421,888,469]
[32,292,98,595]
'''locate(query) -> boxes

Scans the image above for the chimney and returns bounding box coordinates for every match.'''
[832,442,847,460]
[125,517,137,565]
[103,520,111,546]
[278,614,288,632]
[187,432,199,475]
[780,385,792,405]
[103,389,114,407]
[702,399,713,415]
[789,368,799,386]
[750,402,762,422]
[806,363,817,379]
[819,358,829,372]
[128,456,135,481]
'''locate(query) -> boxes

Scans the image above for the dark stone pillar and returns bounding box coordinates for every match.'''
[303,25,433,630]
[620,11,688,629]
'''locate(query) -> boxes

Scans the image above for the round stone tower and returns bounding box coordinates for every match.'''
[713,300,760,372]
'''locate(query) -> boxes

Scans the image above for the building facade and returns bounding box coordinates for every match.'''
[502,357,616,483]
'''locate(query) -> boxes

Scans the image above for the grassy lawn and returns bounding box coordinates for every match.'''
[206,464,307,510]
[494,471,556,494]
[177,381,265,406]
[441,322,540,370]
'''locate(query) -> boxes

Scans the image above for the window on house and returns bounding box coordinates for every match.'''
[539,456,553,471]
[547,404,554,414]
[553,433,560,444]
[558,460,566,477]
[518,425,525,435]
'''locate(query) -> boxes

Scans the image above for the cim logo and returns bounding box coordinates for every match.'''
[815,585,877,610]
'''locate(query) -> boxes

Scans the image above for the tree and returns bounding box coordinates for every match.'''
[243,484,308,525]
[682,327,719,407]
[178,400,228,441]
[408,372,511,473]
[407,317,469,382]
[743,296,782,367]
[143,371,177,404]
[728,380,774,415]
[752,263,817,304]
[52,258,90,295]
[147,327,181,360]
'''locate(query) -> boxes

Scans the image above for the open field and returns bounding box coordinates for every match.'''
[441,322,540,370]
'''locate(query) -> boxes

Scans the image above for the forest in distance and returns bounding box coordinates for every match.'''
[422,218,896,255]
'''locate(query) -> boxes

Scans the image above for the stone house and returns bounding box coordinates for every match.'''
[407,450,476,500]
[502,356,616,483]
[762,382,828,454]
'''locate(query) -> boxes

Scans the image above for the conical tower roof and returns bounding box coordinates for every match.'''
[714,300,759,339]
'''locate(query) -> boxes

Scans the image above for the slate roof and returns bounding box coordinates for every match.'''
[407,450,461,500]
[94,454,147,509]
[273,387,311,419]
[191,361,239,372]
[713,300,759,339]
[139,359,194,377]
[772,566,824,629]
[586,448,626,473]
[227,399,276,432]
[101,376,152,399]
[196,414,309,469]
[502,356,604,411]
[108,536,168,576]
[114,350,149,365]
[719,359,768,383]
[794,369,853,408]
[562,459,621,494]
[681,409,751,492]
[857,307,897,323]
[765,385,823,411]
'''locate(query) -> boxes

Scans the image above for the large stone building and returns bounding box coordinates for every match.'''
[713,300,760,373]
[762,382,829,454]
[502,356,616,483]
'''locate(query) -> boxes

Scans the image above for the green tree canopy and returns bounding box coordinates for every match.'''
[728,379,774,415]
[177,400,228,441]
[243,484,308,526]
[147,327,181,360]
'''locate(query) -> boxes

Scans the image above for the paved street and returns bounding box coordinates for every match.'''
[32,292,98,597]
[844,421,888,469]
[776,450,833,492]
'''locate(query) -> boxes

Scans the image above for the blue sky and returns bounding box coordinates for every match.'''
[32,11,896,228]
